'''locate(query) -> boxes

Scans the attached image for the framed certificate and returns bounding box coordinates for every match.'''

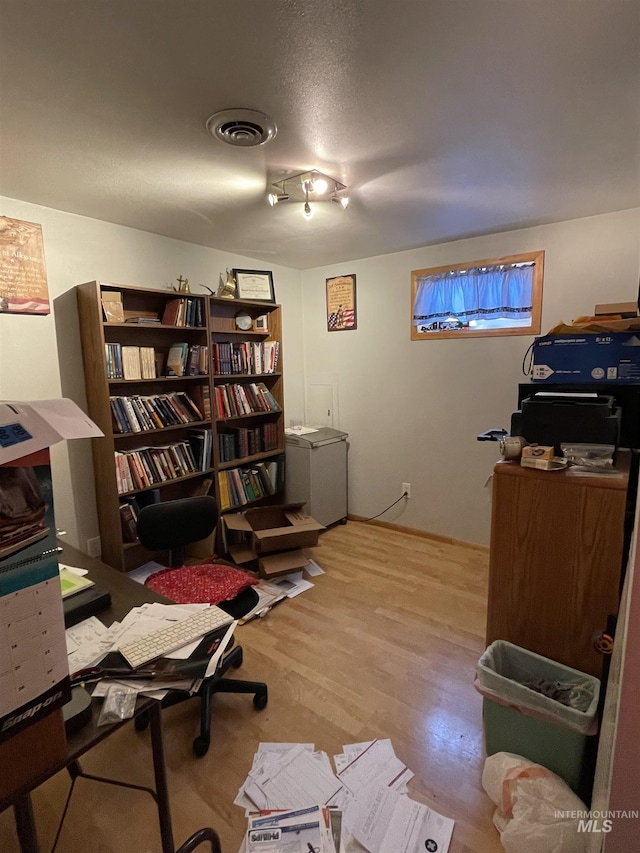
[232,269,275,302]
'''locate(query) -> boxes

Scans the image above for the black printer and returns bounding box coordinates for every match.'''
[511,392,621,453]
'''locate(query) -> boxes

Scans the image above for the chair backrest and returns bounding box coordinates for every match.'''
[137,495,219,566]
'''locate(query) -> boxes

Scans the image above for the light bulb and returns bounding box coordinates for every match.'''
[332,195,350,209]
[303,201,313,219]
[313,177,328,195]
[267,192,278,206]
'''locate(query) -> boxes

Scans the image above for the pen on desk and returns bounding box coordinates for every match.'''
[207,638,221,655]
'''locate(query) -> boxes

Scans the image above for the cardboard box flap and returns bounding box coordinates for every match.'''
[0,399,103,464]
[223,513,254,534]
[259,549,310,578]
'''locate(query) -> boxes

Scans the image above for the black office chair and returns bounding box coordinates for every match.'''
[176,827,222,853]
[135,495,268,757]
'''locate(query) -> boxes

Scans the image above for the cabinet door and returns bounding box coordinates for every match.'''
[487,462,628,677]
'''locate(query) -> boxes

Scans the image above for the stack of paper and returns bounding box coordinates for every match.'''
[235,740,454,853]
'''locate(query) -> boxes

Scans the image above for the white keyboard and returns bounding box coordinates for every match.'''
[119,606,234,669]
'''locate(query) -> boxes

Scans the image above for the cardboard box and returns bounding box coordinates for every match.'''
[0,707,67,800]
[531,334,640,384]
[594,302,638,317]
[0,399,102,743]
[223,503,324,577]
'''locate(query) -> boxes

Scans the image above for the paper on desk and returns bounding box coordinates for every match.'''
[204,621,237,677]
[284,426,318,435]
[66,616,111,672]
[59,562,89,577]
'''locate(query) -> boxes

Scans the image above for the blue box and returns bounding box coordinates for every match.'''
[532,334,640,383]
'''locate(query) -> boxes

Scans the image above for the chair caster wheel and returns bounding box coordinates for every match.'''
[193,735,210,757]
[253,688,268,710]
[135,712,149,732]
[232,648,243,668]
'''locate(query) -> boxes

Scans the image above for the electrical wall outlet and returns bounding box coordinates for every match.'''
[87,536,101,557]
[402,482,411,499]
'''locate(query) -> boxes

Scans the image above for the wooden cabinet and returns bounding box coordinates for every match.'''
[486,456,631,677]
[76,283,286,571]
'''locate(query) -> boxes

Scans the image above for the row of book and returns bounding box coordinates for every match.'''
[114,440,205,494]
[104,342,207,380]
[165,342,208,376]
[105,343,156,380]
[211,340,279,376]
[218,423,280,462]
[217,455,285,510]
[186,427,213,472]
[110,392,204,434]
[161,296,205,327]
[214,382,280,419]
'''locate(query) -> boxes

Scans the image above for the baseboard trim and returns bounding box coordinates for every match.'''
[346,514,489,552]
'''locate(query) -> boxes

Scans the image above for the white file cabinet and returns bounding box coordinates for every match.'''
[285,428,348,526]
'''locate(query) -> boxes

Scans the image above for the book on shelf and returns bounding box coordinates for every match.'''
[105,342,124,379]
[119,501,139,543]
[165,342,189,376]
[122,345,142,380]
[161,297,203,327]
[161,298,183,326]
[140,346,157,378]
[101,291,125,323]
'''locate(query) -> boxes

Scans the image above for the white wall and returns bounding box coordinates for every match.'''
[301,208,640,545]
[0,197,305,554]
[2,201,637,552]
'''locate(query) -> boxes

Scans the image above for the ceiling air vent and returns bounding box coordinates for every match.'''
[206,109,277,147]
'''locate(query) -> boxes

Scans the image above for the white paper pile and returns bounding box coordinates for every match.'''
[246,805,336,853]
[235,740,454,853]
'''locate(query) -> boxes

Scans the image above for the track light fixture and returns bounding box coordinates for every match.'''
[266,169,349,218]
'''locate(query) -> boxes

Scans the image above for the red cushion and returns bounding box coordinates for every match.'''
[145,562,259,605]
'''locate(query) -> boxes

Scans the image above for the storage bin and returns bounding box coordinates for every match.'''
[476,641,600,797]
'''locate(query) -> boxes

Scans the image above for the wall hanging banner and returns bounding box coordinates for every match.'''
[0,216,50,315]
[326,273,357,331]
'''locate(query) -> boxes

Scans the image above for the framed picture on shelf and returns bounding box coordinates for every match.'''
[326,274,357,331]
[232,269,275,302]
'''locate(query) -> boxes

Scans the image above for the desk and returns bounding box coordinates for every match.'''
[0,542,176,853]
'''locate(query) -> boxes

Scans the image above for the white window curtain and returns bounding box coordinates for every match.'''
[413,263,534,326]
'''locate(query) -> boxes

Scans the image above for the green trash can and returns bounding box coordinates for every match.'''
[476,641,600,799]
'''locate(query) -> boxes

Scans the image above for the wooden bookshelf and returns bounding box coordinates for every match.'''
[76,284,286,571]
[208,296,285,514]
[76,281,212,571]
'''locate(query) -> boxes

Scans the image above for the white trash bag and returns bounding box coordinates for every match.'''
[482,752,588,853]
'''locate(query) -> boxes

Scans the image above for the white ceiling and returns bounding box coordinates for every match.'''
[1,0,639,270]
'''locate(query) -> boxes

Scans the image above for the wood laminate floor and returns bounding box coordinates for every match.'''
[0,522,503,853]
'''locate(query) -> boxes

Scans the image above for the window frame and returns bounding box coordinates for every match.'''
[410,249,544,341]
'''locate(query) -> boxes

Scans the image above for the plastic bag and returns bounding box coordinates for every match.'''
[97,683,137,726]
[476,641,600,735]
[482,752,588,853]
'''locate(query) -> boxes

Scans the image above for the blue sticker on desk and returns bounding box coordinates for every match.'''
[0,422,32,448]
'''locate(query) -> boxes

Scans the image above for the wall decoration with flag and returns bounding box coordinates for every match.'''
[326,273,357,332]
[0,216,51,315]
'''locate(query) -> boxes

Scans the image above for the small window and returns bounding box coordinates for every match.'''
[411,250,544,340]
